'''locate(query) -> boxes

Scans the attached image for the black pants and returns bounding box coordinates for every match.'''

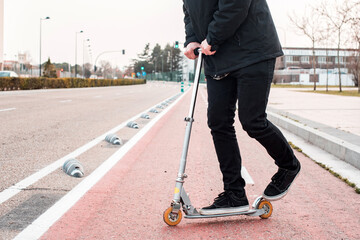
[206,58,298,195]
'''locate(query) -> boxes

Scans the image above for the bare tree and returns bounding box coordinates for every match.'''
[100,60,112,79]
[348,4,360,93]
[289,7,326,90]
[316,0,359,92]
[320,24,334,92]
[123,65,134,78]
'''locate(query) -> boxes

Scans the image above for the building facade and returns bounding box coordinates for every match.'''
[275,47,358,86]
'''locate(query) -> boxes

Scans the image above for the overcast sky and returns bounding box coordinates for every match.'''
[3,0,316,68]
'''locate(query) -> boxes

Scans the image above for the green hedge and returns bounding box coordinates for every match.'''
[0,77,146,91]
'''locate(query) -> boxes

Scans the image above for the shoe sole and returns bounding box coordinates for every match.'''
[262,165,301,201]
[199,205,250,216]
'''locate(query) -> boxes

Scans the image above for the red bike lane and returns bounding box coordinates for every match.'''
[41,86,360,240]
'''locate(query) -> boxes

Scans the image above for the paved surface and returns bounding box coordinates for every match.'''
[0,82,179,191]
[37,86,360,239]
[1,84,360,239]
[267,88,360,169]
[268,87,360,138]
[0,82,181,239]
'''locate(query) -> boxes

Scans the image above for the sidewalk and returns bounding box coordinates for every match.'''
[32,86,360,240]
[267,88,360,169]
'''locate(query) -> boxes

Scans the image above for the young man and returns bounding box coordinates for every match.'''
[182,0,301,215]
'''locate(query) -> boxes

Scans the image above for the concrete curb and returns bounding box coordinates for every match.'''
[267,111,360,170]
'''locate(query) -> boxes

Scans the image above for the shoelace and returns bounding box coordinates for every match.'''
[271,169,288,186]
[214,192,228,202]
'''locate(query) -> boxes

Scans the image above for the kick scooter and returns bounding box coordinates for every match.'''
[163,49,273,226]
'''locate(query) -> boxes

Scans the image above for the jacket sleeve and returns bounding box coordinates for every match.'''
[207,0,252,50]
[183,4,200,47]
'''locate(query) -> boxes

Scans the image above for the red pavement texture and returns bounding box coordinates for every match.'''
[41,87,360,240]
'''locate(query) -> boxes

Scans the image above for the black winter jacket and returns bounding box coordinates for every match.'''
[183,0,283,76]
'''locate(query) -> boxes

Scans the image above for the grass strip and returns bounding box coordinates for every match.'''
[288,141,360,194]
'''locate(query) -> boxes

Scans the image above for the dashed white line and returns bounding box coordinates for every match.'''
[59,100,72,103]
[0,108,16,112]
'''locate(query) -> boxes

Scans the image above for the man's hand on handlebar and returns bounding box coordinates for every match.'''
[184,42,201,60]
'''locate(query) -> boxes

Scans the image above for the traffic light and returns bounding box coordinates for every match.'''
[175,41,179,49]
[122,49,125,55]
[141,66,144,71]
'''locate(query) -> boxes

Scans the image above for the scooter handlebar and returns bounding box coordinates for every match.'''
[194,48,201,56]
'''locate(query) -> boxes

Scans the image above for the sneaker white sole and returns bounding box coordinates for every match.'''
[262,166,301,201]
[199,205,250,216]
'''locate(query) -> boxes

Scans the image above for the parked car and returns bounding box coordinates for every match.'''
[0,71,19,77]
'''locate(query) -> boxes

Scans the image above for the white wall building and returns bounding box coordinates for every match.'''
[275,47,358,86]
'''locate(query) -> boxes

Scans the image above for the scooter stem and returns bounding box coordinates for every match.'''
[172,50,203,205]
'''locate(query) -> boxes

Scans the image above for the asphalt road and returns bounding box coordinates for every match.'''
[1,83,359,239]
[0,81,181,239]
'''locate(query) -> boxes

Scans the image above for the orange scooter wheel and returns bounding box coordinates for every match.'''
[258,200,273,219]
[163,207,182,226]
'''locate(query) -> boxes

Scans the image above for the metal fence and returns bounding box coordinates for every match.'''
[145,72,182,82]
[145,71,206,83]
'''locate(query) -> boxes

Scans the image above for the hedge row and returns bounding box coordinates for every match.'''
[0,77,146,91]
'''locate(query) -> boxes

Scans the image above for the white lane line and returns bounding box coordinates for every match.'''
[14,90,189,240]
[59,100,72,103]
[0,92,185,205]
[0,108,16,112]
[200,86,208,106]
[93,95,102,98]
[242,167,255,185]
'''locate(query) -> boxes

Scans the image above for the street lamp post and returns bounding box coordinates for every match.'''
[75,30,83,77]
[39,16,50,77]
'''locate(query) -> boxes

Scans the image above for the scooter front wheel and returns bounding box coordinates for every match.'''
[258,200,273,219]
[163,207,182,226]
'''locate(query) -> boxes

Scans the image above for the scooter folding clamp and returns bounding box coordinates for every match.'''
[184,117,194,122]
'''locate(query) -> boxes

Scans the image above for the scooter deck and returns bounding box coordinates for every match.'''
[184,209,262,219]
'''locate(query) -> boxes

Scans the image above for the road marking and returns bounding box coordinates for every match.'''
[94,95,102,98]
[242,167,255,185]
[59,100,72,103]
[200,86,208,106]
[0,92,186,206]
[14,89,189,240]
[0,108,16,112]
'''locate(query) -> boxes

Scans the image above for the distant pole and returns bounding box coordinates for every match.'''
[161,54,164,73]
[83,39,89,78]
[0,0,4,71]
[75,30,83,77]
[39,17,50,77]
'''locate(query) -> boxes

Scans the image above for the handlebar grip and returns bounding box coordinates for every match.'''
[194,48,201,56]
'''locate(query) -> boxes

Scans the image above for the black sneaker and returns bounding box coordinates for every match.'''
[263,161,301,201]
[199,191,249,215]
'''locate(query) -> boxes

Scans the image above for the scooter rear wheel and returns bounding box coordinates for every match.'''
[163,207,182,226]
[258,200,273,219]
